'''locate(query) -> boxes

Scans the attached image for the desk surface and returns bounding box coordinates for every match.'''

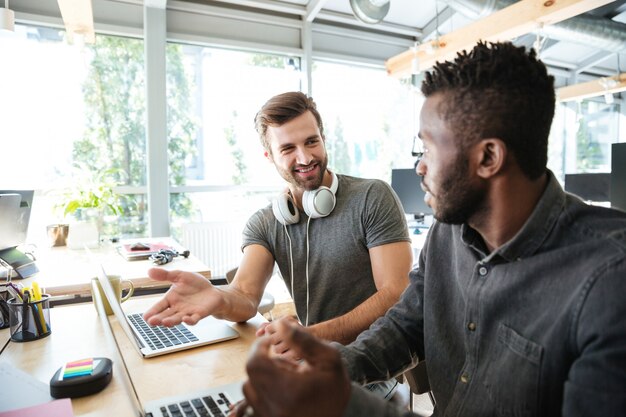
[0,296,261,416]
[16,237,210,299]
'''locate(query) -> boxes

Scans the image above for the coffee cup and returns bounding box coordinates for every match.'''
[91,275,134,315]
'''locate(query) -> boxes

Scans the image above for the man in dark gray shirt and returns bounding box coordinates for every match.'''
[231,42,626,417]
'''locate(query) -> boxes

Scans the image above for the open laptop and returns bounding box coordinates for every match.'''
[91,278,245,417]
[95,264,240,358]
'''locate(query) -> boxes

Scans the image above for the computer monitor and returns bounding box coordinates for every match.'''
[611,143,626,212]
[391,169,432,220]
[0,190,38,278]
[564,173,610,202]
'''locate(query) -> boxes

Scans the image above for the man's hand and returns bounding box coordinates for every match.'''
[255,316,304,361]
[143,268,224,327]
[232,320,351,417]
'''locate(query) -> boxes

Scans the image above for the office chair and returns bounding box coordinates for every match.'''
[225,267,275,320]
[396,361,435,415]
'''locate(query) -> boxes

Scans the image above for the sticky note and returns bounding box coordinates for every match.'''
[62,358,94,380]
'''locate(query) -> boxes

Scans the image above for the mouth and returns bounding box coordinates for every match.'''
[294,163,318,175]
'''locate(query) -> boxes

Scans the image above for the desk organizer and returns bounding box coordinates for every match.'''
[8,294,51,342]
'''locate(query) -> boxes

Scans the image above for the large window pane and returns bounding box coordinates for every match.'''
[167,45,301,235]
[312,61,415,182]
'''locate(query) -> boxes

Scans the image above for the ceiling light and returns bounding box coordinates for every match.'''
[57,0,95,44]
[0,0,15,33]
[350,0,390,25]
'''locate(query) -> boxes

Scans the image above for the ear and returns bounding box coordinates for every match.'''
[264,150,273,163]
[474,138,506,179]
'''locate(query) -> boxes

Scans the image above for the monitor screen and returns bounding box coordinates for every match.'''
[611,143,626,212]
[0,190,34,251]
[391,169,432,217]
[564,173,610,202]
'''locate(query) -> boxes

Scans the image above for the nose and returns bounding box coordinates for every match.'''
[295,146,313,165]
[415,157,425,177]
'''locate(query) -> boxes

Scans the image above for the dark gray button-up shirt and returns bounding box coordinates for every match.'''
[338,171,626,416]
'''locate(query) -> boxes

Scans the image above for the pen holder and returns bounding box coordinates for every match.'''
[8,294,52,342]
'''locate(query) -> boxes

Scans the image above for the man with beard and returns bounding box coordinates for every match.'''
[144,92,413,398]
[231,42,626,417]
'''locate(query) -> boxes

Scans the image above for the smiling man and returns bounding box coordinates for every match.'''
[232,42,626,417]
[144,91,412,398]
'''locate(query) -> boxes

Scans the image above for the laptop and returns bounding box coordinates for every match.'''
[95,264,240,358]
[90,276,245,417]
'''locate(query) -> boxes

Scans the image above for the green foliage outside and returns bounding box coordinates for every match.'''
[326,117,351,175]
[575,103,604,171]
[225,110,247,185]
[72,35,197,237]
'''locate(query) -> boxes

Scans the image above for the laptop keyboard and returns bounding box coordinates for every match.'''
[127,313,199,350]
[157,392,233,417]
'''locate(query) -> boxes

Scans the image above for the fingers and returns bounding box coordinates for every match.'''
[142,296,170,324]
[255,322,270,337]
[276,320,338,367]
[147,267,172,281]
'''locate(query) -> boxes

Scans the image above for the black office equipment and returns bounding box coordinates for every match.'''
[611,143,626,212]
[50,357,113,398]
[0,191,38,279]
[391,169,432,220]
[564,173,610,202]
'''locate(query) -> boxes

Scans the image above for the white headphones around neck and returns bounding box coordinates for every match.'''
[272,171,338,225]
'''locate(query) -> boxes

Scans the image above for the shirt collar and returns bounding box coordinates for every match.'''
[461,170,565,263]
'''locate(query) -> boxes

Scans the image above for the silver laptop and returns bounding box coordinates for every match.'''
[91,276,245,417]
[96,264,239,358]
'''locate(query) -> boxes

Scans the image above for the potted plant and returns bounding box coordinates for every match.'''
[56,166,126,248]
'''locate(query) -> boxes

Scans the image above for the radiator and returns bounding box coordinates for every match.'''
[181,221,245,277]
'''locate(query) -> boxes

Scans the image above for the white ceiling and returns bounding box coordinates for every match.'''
[198,0,626,88]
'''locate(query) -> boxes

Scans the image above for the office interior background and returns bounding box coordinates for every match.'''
[1,0,625,246]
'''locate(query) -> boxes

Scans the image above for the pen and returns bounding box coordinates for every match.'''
[22,289,31,337]
[31,283,48,333]
[31,282,42,301]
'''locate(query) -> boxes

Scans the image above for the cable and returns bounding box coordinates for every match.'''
[149,249,190,265]
[305,216,312,327]
[284,223,294,310]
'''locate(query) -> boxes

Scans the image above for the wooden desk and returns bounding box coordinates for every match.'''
[110,297,263,407]
[0,296,261,416]
[0,302,137,416]
[17,238,210,300]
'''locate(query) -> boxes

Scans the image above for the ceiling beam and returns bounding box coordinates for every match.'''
[386,0,615,78]
[574,51,615,74]
[306,0,328,22]
[56,0,95,44]
[557,73,626,101]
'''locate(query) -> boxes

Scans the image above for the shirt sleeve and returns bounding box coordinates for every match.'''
[562,258,626,415]
[335,258,426,384]
[363,180,411,249]
[341,383,420,417]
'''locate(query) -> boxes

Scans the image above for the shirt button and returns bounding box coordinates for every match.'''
[478,266,488,276]
[468,322,476,331]
[460,373,469,383]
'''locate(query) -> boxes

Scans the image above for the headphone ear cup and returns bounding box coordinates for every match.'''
[272,193,300,225]
[303,187,336,219]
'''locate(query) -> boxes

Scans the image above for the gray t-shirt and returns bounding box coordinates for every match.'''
[242,174,410,325]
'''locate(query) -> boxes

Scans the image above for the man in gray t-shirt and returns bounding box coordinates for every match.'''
[143,92,412,384]
[243,173,409,333]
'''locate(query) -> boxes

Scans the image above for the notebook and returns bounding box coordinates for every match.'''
[90,274,245,417]
[95,264,240,358]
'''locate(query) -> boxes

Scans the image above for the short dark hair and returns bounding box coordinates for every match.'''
[254,91,324,153]
[421,41,555,180]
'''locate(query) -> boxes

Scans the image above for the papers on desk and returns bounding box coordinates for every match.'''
[0,362,53,412]
[116,242,173,261]
[0,399,73,417]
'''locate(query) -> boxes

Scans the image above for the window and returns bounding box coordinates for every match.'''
[312,61,415,182]
[166,45,301,236]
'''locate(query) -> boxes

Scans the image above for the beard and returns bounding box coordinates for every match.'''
[431,154,486,225]
[276,154,328,191]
